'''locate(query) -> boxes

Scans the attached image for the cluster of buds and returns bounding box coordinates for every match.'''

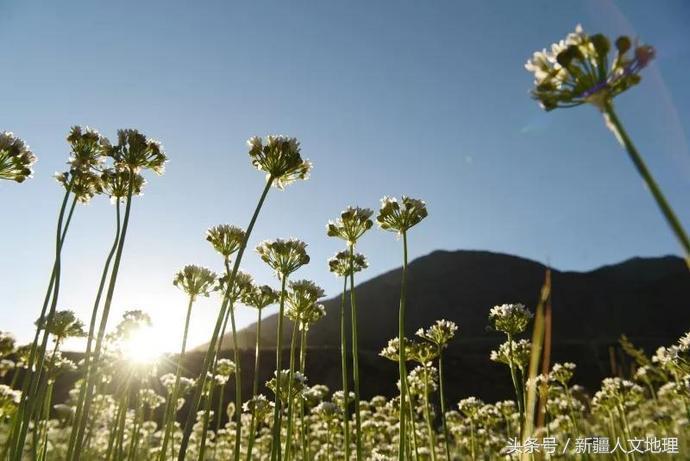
[525,25,654,111]
[0,132,36,183]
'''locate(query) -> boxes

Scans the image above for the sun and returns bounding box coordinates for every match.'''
[122,325,166,364]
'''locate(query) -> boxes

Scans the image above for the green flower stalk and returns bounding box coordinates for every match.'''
[243,284,279,461]
[70,128,166,461]
[284,280,325,460]
[327,206,373,461]
[488,303,532,436]
[159,265,217,459]
[256,239,310,461]
[0,132,36,183]
[66,168,144,459]
[377,195,427,460]
[526,26,690,269]
[204,268,252,461]
[176,135,310,461]
[11,126,109,461]
[417,320,458,461]
[327,249,368,460]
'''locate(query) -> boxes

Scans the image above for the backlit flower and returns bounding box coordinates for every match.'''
[35,310,86,342]
[242,284,279,310]
[326,207,373,245]
[489,303,533,336]
[0,132,36,183]
[247,135,311,189]
[376,196,428,234]
[101,168,145,199]
[256,239,310,278]
[526,25,654,110]
[217,270,253,302]
[109,129,167,174]
[416,319,458,348]
[328,250,368,277]
[206,225,246,259]
[66,126,109,171]
[379,337,415,363]
[173,265,218,300]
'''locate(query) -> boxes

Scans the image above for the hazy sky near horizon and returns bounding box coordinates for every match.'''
[1,1,689,352]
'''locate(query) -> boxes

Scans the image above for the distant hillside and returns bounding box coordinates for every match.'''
[194,250,690,401]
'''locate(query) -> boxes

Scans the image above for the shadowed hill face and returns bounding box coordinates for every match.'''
[205,250,690,354]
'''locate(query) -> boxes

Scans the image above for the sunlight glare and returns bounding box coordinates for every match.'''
[123,326,165,364]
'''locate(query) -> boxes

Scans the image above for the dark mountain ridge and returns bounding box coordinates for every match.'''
[195,250,690,402]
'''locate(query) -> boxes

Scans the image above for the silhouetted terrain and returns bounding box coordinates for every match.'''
[198,250,690,403]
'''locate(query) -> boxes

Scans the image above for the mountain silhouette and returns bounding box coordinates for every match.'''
[195,250,690,402]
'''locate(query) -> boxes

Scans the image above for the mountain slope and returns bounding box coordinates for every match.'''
[197,250,690,401]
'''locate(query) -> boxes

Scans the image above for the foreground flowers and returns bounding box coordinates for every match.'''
[526,25,690,269]
[377,195,428,460]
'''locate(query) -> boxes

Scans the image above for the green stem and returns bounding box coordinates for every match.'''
[66,198,121,459]
[422,368,437,461]
[299,328,308,461]
[159,295,195,460]
[270,275,288,461]
[507,335,525,440]
[72,171,136,460]
[602,102,690,269]
[245,309,262,461]
[398,231,409,460]
[437,352,451,461]
[339,275,351,461]
[197,389,212,461]
[177,176,274,460]
[214,382,225,458]
[11,187,76,459]
[229,295,243,461]
[348,244,363,461]
[283,320,299,461]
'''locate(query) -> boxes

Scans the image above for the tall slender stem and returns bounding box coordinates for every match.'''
[507,334,525,439]
[437,352,451,461]
[348,244,363,461]
[177,177,274,460]
[299,328,308,461]
[270,275,288,461]
[398,231,409,460]
[72,171,136,460]
[339,276,351,461]
[159,296,195,459]
[66,199,121,459]
[602,102,690,269]
[283,320,299,461]
[11,185,76,460]
[228,295,243,461]
[245,309,263,461]
[422,368,437,461]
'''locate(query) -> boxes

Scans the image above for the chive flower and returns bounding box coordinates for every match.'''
[0,132,36,183]
[416,319,458,348]
[488,303,533,336]
[525,25,654,110]
[328,250,368,277]
[326,207,373,245]
[242,284,279,310]
[256,238,310,278]
[173,265,218,301]
[206,225,246,259]
[376,196,428,234]
[247,135,311,189]
[109,129,167,174]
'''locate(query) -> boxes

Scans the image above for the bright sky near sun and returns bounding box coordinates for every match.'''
[1,1,689,352]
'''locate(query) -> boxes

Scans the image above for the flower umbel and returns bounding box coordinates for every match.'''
[109,129,167,174]
[206,225,246,259]
[0,132,36,183]
[416,320,458,348]
[377,196,428,234]
[256,239,310,278]
[328,250,368,277]
[173,265,218,300]
[243,284,279,310]
[326,207,374,245]
[525,25,655,110]
[489,303,533,336]
[247,135,311,189]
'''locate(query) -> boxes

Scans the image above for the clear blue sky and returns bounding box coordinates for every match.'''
[1,0,689,351]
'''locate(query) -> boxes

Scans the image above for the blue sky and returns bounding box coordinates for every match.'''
[1,0,689,351]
